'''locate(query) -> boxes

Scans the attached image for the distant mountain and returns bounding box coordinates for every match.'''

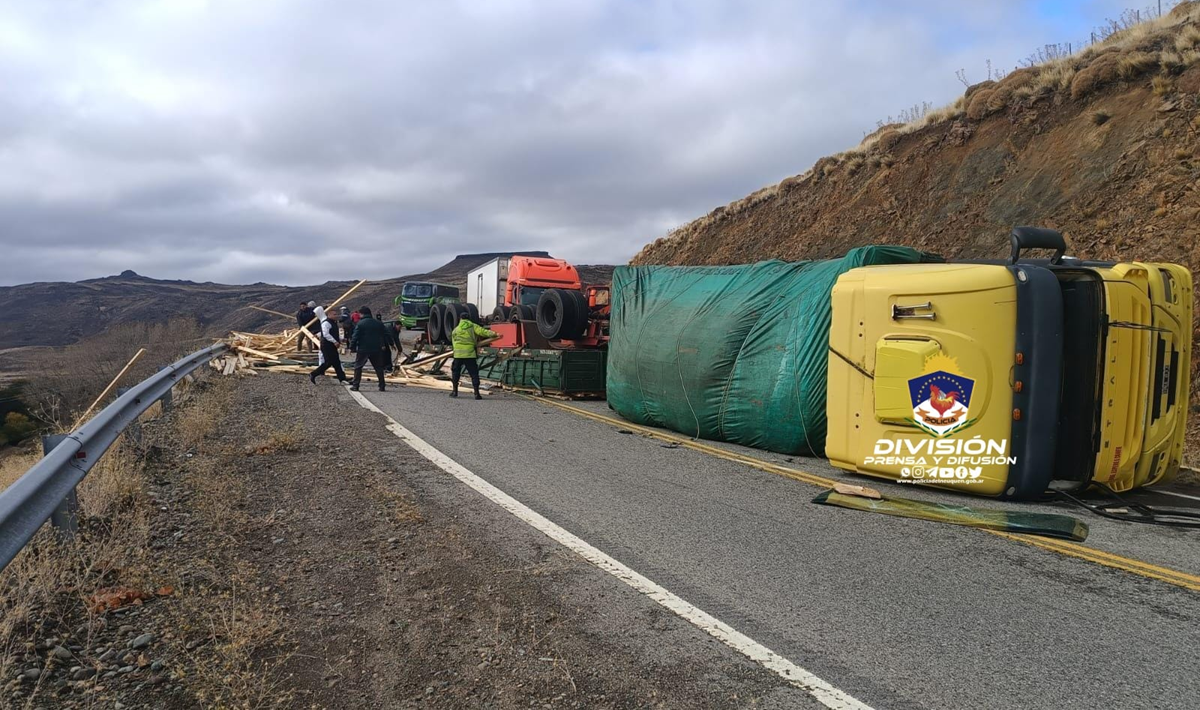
[0,252,615,349]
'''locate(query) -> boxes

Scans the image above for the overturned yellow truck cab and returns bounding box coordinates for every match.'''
[826,227,1193,499]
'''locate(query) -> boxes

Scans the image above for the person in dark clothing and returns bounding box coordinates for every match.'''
[374,313,400,373]
[350,306,388,391]
[340,306,355,352]
[295,301,316,352]
[309,306,348,384]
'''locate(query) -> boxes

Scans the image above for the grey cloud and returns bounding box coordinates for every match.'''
[0,0,1131,286]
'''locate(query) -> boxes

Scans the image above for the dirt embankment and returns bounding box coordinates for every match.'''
[3,373,797,708]
[634,7,1200,459]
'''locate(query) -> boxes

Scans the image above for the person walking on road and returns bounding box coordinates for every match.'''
[449,314,498,400]
[350,306,389,392]
[309,306,348,384]
[295,301,315,352]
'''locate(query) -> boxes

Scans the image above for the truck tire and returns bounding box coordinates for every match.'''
[428,304,444,344]
[511,304,534,322]
[442,303,462,337]
[537,288,584,340]
[493,305,512,323]
[465,303,480,325]
[567,290,590,335]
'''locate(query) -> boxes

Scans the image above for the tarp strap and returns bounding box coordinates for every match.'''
[828,345,874,380]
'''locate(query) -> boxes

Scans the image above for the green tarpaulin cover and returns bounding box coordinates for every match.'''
[607,246,930,455]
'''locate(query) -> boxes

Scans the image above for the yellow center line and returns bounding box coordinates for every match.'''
[528,396,1200,593]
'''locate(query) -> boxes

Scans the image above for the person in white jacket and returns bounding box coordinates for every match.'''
[309,306,348,384]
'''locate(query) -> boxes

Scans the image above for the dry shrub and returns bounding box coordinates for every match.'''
[962,80,996,101]
[1071,52,1123,99]
[0,448,39,493]
[987,67,1039,110]
[0,438,153,688]
[1160,50,1186,70]
[177,562,291,708]
[249,425,304,455]
[966,87,997,120]
[1118,51,1159,78]
[1152,75,1176,95]
[844,156,865,175]
[175,382,232,452]
[876,128,902,150]
[23,318,209,432]
[1175,24,1200,52]
[1031,62,1076,95]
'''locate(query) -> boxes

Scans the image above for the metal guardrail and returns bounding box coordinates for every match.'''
[0,343,228,573]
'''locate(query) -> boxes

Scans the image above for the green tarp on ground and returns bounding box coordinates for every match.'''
[607,246,932,456]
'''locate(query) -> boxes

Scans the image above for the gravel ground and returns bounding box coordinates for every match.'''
[3,372,812,708]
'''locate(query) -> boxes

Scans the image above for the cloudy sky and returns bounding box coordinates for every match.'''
[1,0,1134,286]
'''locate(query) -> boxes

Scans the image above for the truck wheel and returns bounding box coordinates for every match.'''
[537,288,582,340]
[465,303,480,325]
[442,303,460,338]
[428,304,444,344]
[493,305,512,323]
[511,304,533,322]
[567,290,590,335]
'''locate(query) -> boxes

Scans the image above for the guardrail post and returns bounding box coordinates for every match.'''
[157,366,174,412]
[42,435,78,536]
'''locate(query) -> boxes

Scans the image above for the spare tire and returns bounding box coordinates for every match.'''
[428,304,444,344]
[493,305,512,323]
[442,303,463,338]
[567,290,590,335]
[537,288,583,340]
[510,304,534,322]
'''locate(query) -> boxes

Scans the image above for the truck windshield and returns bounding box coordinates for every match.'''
[519,287,546,307]
[402,283,433,299]
[399,301,430,317]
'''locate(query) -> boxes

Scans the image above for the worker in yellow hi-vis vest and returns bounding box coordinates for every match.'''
[449,315,498,400]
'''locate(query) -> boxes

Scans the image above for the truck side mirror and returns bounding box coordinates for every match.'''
[1008,226,1066,265]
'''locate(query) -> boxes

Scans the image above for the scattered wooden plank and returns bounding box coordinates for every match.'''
[72,348,147,430]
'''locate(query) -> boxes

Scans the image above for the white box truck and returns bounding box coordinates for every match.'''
[467,257,509,317]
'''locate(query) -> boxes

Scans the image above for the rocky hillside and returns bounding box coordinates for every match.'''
[634,3,1200,462]
[0,253,615,349]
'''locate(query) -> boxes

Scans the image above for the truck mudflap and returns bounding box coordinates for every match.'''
[1003,265,1063,498]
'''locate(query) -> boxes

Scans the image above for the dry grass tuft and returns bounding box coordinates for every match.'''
[1071,52,1123,98]
[966,87,997,120]
[1152,75,1176,95]
[249,425,305,455]
[1118,51,1160,78]
[1175,24,1200,52]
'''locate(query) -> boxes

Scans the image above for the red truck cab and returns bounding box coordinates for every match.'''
[506,256,582,313]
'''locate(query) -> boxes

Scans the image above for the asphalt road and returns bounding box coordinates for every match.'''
[360,386,1200,710]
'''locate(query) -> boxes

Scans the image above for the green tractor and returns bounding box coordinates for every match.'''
[395,282,461,330]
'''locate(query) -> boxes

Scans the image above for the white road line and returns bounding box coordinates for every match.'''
[1153,489,1200,503]
[349,390,871,710]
